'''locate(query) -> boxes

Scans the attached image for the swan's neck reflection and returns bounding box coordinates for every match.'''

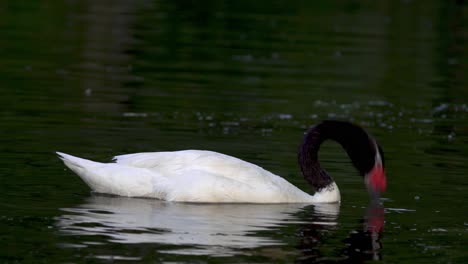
[57,195,340,256]
[297,201,385,263]
[342,201,385,262]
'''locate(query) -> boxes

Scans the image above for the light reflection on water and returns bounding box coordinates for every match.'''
[118,100,468,136]
[56,195,340,256]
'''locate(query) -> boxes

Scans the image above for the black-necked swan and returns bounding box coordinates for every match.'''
[57,120,386,203]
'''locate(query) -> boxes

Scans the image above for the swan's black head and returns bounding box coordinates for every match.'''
[299,120,386,193]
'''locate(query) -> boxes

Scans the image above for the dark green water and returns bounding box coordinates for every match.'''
[1,0,467,263]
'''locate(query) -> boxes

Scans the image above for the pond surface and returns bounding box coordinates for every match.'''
[1,0,467,263]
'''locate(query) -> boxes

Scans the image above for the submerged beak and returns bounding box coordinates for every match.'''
[368,188,381,201]
[365,163,387,194]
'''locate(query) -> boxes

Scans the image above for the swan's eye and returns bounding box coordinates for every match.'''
[366,163,386,193]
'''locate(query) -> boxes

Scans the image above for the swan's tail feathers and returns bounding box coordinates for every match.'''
[57,151,164,198]
[56,152,101,176]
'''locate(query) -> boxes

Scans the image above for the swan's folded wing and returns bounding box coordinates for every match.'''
[113,150,240,169]
[112,150,286,188]
[113,150,208,169]
[113,152,166,167]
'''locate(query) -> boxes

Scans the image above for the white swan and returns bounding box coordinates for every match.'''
[57,120,386,203]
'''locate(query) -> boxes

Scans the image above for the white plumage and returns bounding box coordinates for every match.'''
[57,150,340,203]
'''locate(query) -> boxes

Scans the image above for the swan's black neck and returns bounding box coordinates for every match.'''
[298,120,380,191]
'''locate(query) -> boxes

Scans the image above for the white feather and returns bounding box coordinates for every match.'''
[57,150,340,203]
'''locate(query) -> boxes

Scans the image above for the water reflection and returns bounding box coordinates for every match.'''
[342,201,384,262]
[297,201,385,263]
[56,195,340,256]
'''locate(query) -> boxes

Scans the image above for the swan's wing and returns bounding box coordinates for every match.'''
[113,150,205,169]
[113,150,281,185]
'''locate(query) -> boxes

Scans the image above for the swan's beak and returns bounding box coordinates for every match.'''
[365,163,386,194]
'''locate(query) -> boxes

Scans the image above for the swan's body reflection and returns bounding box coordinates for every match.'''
[56,195,340,256]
